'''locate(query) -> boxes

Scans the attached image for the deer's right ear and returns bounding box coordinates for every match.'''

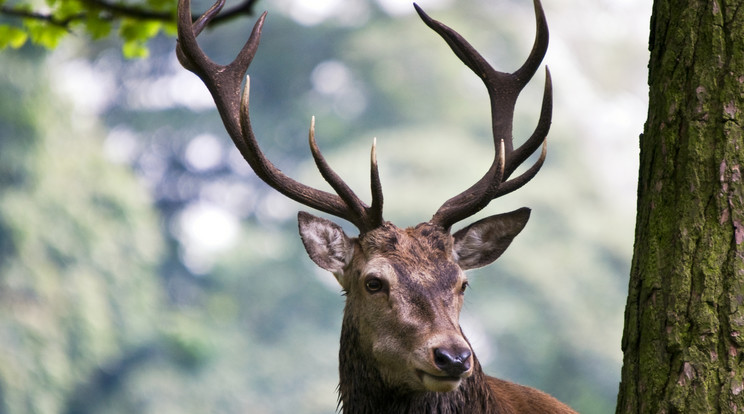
[298,211,354,279]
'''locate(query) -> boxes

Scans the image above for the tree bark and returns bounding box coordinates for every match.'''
[616,0,744,412]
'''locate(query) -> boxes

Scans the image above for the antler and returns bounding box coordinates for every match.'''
[416,0,553,231]
[175,0,384,233]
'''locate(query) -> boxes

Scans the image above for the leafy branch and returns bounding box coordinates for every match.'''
[0,5,82,29]
[0,0,260,56]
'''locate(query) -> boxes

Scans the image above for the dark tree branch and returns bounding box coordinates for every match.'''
[0,5,82,29]
[0,0,259,31]
[81,0,174,21]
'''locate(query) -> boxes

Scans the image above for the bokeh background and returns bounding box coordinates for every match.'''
[0,0,649,412]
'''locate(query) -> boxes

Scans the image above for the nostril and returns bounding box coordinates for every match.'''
[434,348,452,367]
[457,349,472,370]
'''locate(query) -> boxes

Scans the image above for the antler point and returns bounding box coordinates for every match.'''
[499,139,506,177]
[371,138,378,163]
[309,116,317,142]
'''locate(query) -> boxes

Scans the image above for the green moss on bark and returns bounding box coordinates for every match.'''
[617,0,744,412]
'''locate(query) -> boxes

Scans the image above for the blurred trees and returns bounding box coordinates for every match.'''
[0,48,164,413]
[616,0,744,411]
[0,0,644,412]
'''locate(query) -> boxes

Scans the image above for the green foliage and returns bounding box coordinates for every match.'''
[119,18,162,58]
[0,0,175,56]
[84,13,113,40]
[0,25,27,48]
[23,18,68,48]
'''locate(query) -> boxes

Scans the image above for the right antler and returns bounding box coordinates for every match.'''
[175,0,384,233]
[417,0,553,231]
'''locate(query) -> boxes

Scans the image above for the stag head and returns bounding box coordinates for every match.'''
[176,0,551,397]
[299,209,532,393]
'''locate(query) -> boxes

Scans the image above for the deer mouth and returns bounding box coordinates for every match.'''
[416,370,464,392]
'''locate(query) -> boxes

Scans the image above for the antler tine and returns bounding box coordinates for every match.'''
[238,80,372,228]
[175,0,221,74]
[493,137,547,199]
[417,0,552,230]
[370,138,384,227]
[176,0,383,232]
[308,117,384,232]
[513,0,550,89]
[503,67,552,178]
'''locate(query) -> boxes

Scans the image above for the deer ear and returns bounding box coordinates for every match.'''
[452,207,531,270]
[298,211,354,278]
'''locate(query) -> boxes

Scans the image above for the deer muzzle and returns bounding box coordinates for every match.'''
[416,342,474,392]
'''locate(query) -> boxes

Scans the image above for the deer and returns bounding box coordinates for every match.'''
[176,0,576,412]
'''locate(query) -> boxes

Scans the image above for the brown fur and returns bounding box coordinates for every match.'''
[338,312,575,413]
[325,221,577,413]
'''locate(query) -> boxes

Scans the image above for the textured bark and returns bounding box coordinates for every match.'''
[616,0,744,412]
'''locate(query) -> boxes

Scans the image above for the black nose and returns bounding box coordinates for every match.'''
[433,347,472,376]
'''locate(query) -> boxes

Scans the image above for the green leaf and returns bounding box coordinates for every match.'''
[53,0,84,21]
[118,19,162,58]
[23,20,67,49]
[161,21,177,37]
[0,25,29,49]
[122,40,149,59]
[84,15,112,39]
[119,18,161,42]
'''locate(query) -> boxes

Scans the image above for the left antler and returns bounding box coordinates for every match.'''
[176,0,384,233]
[417,0,553,231]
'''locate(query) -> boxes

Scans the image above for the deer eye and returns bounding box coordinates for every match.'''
[460,281,469,294]
[365,276,384,293]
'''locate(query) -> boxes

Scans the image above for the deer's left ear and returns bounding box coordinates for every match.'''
[452,207,531,270]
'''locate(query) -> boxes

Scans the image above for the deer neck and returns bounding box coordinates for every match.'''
[337,315,503,414]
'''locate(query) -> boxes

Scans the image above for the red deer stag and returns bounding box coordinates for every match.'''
[176,0,576,412]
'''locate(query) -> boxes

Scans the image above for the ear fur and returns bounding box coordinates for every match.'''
[452,207,531,270]
[297,211,354,279]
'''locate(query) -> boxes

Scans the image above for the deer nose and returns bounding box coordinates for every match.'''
[433,347,472,376]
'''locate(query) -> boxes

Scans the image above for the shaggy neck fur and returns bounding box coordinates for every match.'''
[337,312,505,414]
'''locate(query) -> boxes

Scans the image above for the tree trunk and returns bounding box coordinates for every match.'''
[616,0,744,412]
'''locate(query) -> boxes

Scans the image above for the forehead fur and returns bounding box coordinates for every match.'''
[357,222,460,287]
[360,222,452,260]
